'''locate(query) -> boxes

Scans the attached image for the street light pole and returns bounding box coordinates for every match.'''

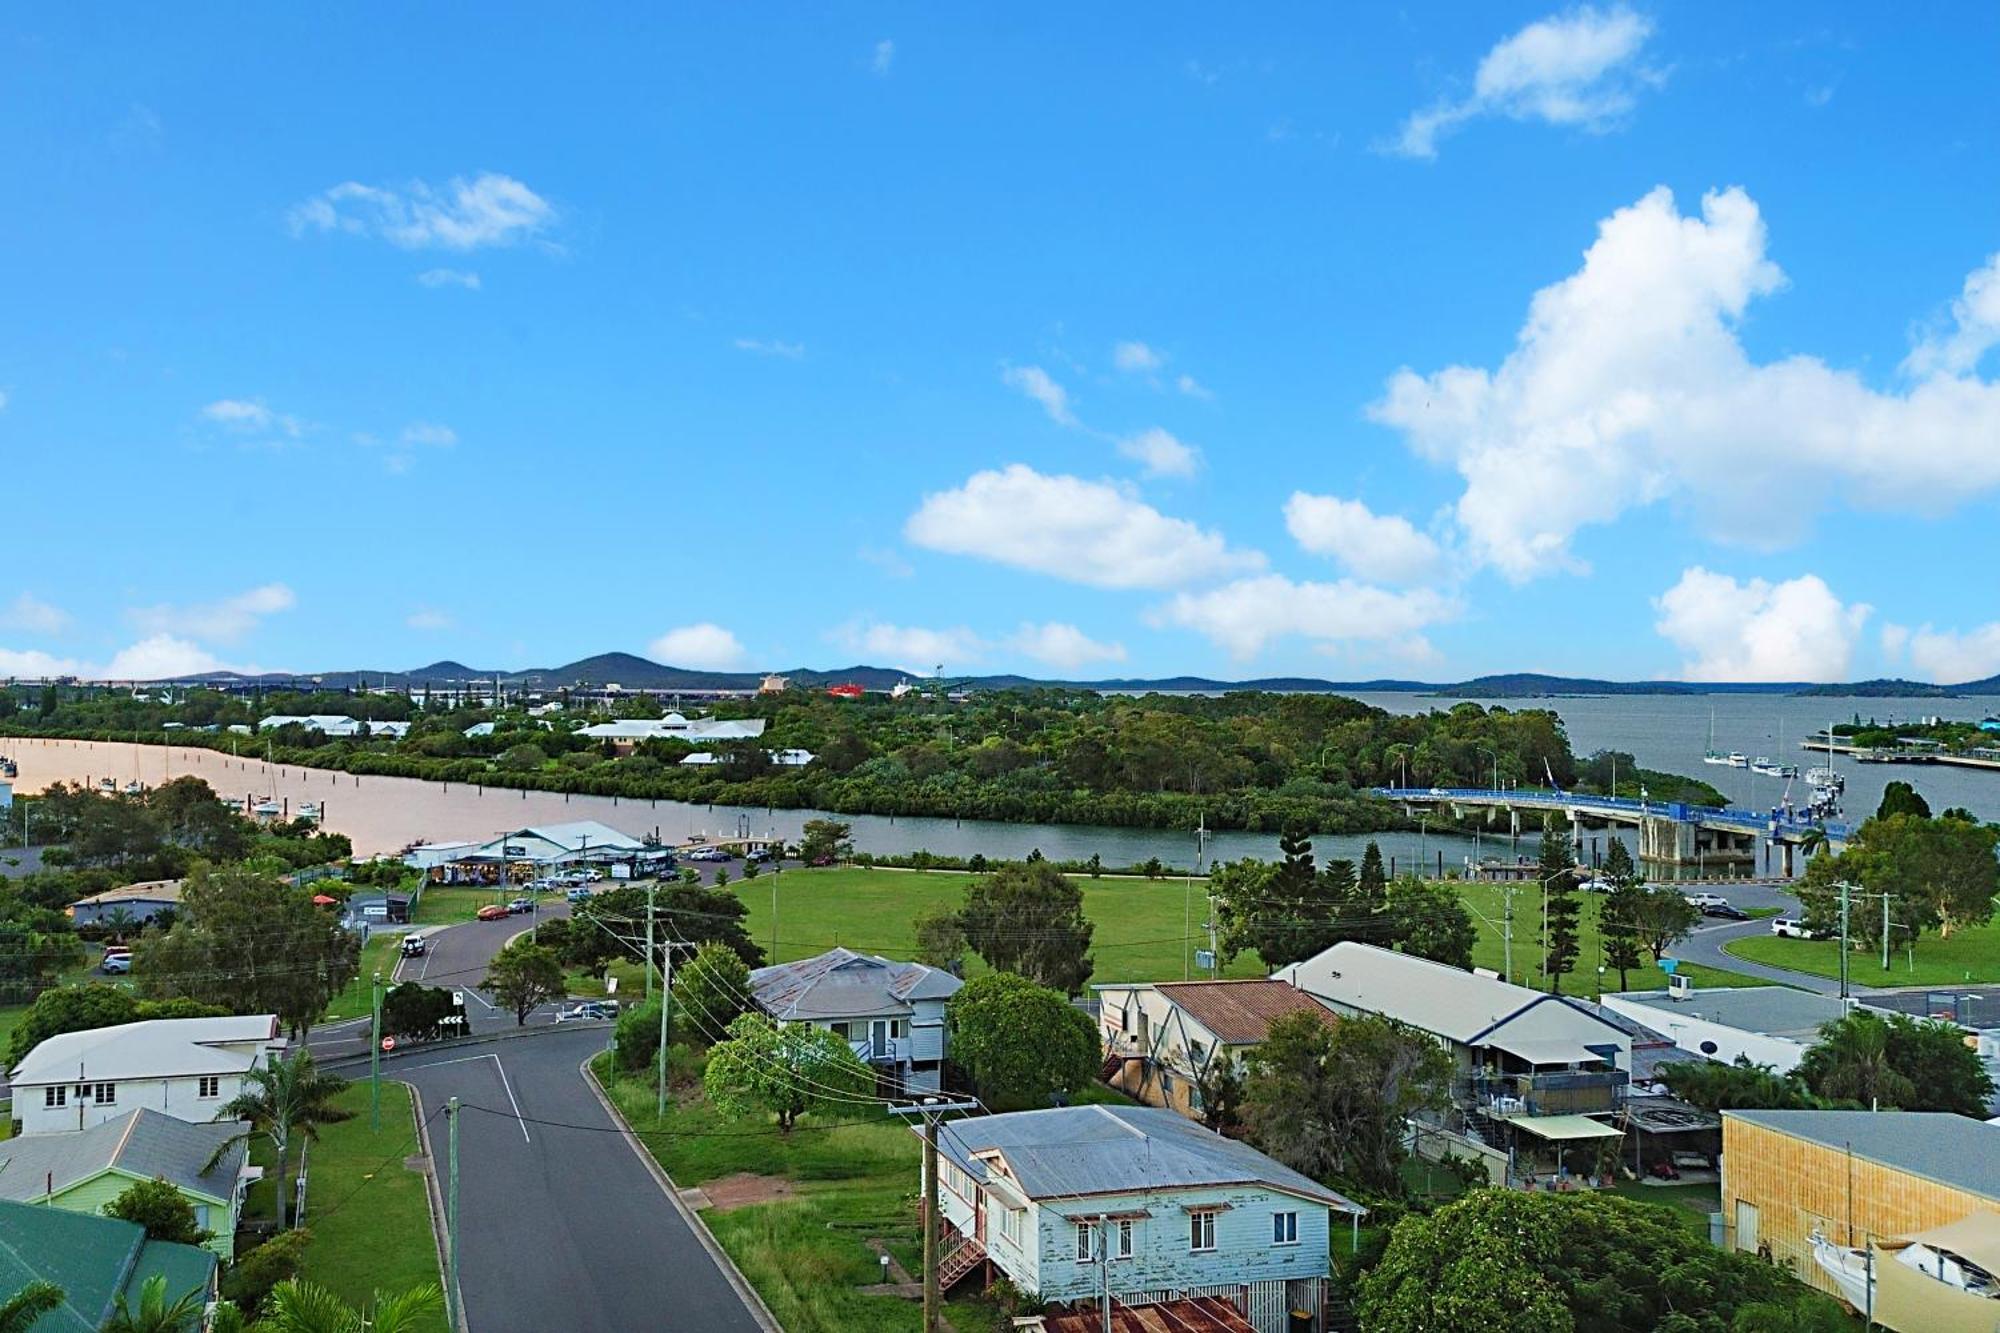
[370,970,384,1131]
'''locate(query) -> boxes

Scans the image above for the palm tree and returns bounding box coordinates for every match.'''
[102,1274,207,1333]
[206,1048,351,1229]
[102,905,140,944]
[0,1282,65,1333]
[254,1280,444,1333]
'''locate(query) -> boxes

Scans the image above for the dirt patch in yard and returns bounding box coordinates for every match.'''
[699,1172,799,1211]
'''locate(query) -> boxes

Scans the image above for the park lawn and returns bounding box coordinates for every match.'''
[295,1080,447,1332]
[323,933,401,1023]
[1726,920,2000,987]
[735,868,1771,1000]
[564,957,646,1001]
[592,1053,1002,1333]
[413,885,506,926]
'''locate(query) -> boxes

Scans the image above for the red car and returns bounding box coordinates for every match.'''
[476,904,510,921]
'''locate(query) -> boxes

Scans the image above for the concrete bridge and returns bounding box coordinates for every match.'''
[1376,787,1851,869]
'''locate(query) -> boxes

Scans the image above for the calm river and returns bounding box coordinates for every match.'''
[13,691,1984,873]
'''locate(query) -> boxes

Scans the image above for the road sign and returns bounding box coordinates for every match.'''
[1194,949,1216,970]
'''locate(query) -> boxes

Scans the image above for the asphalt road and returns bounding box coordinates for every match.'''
[1654,882,1849,995]
[391,1027,769,1333]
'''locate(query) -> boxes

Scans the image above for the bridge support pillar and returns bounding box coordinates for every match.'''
[1640,816,1696,864]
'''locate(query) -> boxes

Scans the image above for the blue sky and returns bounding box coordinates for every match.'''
[4,4,1999,684]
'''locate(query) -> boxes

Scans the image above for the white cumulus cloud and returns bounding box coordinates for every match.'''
[1904,252,2000,379]
[102,635,232,681]
[1284,494,1444,585]
[1113,341,1165,373]
[835,621,986,670]
[1391,4,1659,159]
[1008,622,1127,672]
[0,647,83,678]
[905,464,1263,590]
[872,39,895,76]
[1,593,70,636]
[1371,186,2000,581]
[1117,428,1201,478]
[129,583,295,643]
[1001,365,1078,428]
[1905,622,2000,685]
[289,173,554,251]
[1175,373,1213,401]
[1653,568,1869,683]
[1154,575,1456,662]
[201,399,302,439]
[648,623,747,670]
[416,268,482,290]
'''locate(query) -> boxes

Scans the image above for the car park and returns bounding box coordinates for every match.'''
[476,903,510,921]
[1771,917,1817,939]
[400,934,429,957]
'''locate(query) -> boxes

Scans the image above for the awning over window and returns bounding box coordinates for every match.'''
[1509,1114,1624,1141]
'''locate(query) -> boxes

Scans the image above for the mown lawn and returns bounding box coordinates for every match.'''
[323,933,401,1022]
[294,1081,447,1330]
[730,868,1762,999]
[413,885,507,926]
[592,1052,1004,1333]
[1727,921,2000,987]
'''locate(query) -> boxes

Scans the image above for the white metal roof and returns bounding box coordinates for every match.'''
[10,1016,280,1085]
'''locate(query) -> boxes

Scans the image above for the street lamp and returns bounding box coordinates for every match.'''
[1476,746,1499,793]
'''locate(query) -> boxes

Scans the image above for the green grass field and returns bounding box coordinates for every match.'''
[413,885,508,926]
[294,1080,447,1330]
[731,868,1729,999]
[592,1053,1004,1333]
[1727,919,2000,987]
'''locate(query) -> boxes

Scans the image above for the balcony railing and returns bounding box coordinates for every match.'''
[849,1035,903,1064]
[1466,1068,1628,1117]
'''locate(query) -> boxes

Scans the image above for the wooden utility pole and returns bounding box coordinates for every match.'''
[887,1098,978,1332]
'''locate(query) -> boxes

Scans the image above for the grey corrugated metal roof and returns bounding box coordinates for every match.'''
[11,1016,280,1084]
[1725,1110,2000,1201]
[936,1104,1363,1214]
[748,947,961,1021]
[0,1108,248,1202]
[1613,986,1847,1040]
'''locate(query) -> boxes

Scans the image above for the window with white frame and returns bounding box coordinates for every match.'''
[1272,1210,1299,1245]
[1115,1219,1134,1260]
[198,1076,221,1099]
[1075,1221,1097,1262]
[1189,1209,1217,1252]
[1000,1206,1023,1246]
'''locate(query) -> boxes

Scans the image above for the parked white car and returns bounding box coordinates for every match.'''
[1771,917,1817,939]
[1684,892,1729,911]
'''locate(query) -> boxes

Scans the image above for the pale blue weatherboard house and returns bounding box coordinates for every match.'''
[928,1104,1362,1332]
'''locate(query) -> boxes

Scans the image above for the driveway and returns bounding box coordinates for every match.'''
[390,1027,771,1333]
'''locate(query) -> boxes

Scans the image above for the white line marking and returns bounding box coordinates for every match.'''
[401,1052,531,1143]
[459,986,495,1011]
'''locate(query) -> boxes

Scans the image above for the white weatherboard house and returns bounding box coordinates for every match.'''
[746,948,960,1092]
[9,1016,283,1136]
[928,1104,1362,1332]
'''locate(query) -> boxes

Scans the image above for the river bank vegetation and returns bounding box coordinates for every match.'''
[3,683,1723,835]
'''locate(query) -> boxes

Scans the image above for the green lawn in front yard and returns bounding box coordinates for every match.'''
[592,1052,1001,1333]
[413,885,507,926]
[733,868,1770,1000]
[322,933,401,1023]
[1608,1180,1721,1234]
[1726,919,2000,987]
[294,1080,447,1331]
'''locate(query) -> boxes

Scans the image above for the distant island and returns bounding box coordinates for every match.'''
[48,653,1996,698]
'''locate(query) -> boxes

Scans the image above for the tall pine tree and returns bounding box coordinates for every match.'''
[1538,821,1582,994]
[1598,837,1645,990]
[1354,841,1393,946]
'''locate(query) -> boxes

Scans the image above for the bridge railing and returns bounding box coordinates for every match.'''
[1374,787,1847,839]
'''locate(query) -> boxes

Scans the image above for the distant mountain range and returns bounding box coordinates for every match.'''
[144,656,2000,698]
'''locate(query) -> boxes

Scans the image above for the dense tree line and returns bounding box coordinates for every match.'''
[5,684,1619,835]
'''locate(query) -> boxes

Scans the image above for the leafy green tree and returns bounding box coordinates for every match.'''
[1385,876,1477,970]
[209,1050,351,1230]
[1190,1053,1245,1134]
[958,862,1095,993]
[101,1272,208,1333]
[1241,1010,1451,1194]
[703,1012,873,1133]
[252,1280,444,1333]
[1537,824,1581,993]
[1214,828,1348,971]
[1875,780,1931,820]
[379,982,458,1041]
[911,901,969,973]
[580,881,763,971]
[103,1176,214,1247]
[136,863,360,1037]
[1728,1293,1854,1333]
[798,818,854,864]
[1358,1190,1808,1333]
[0,1282,65,1333]
[945,972,1100,1112]
[221,1230,312,1314]
[672,940,753,1044]
[485,941,565,1025]
[1657,1057,1818,1113]
[613,996,664,1073]
[1797,1009,1993,1114]
[1626,885,1700,963]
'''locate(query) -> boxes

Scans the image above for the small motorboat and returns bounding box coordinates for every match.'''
[252,798,282,817]
[1725,752,1749,768]
[297,802,322,822]
[1813,1215,2000,1317]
